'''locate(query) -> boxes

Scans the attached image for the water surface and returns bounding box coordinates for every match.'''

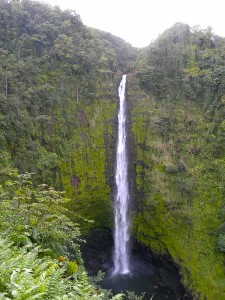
[102,273,178,300]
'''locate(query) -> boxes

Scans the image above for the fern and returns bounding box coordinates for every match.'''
[44,269,64,299]
[0,173,83,257]
[0,174,123,299]
[0,236,123,299]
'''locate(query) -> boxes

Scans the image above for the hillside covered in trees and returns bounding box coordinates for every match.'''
[1,0,225,299]
[0,0,135,298]
[132,23,225,299]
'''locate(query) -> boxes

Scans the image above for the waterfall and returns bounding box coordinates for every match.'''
[112,74,130,275]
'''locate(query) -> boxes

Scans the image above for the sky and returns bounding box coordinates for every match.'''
[41,0,225,48]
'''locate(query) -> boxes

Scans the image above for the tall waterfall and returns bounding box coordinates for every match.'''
[113,74,130,275]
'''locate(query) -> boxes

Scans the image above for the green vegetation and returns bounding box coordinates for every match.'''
[0,172,82,255]
[0,0,134,298]
[0,0,136,232]
[0,173,124,299]
[138,23,225,103]
[1,1,225,298]
[129,23,225,299]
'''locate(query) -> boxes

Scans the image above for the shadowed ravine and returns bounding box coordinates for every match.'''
[80,76,192,299]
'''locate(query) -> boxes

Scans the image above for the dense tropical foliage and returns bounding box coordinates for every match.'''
[0,0,134,298]
[1,0,225,299]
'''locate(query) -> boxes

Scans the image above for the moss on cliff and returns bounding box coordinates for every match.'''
[128,74,225,299]
[57,94,117,233]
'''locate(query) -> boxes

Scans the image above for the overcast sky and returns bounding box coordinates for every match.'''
[41,0,225,48]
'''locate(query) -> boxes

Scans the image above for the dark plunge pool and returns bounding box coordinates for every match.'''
[80,229,191,300]
[101,273,178,300]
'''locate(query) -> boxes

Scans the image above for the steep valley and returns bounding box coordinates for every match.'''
[1,1,225,299]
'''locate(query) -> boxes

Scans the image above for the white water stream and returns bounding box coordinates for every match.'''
[112,75,130,275]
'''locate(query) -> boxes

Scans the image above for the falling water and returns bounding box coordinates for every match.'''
[112,74,130,275]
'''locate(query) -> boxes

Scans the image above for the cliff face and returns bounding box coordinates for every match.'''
[127,73,225,299]
[59,85,118,232]
[129,23,225,299]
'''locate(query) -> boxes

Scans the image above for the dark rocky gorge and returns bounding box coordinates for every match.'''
[80,229,192,299]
